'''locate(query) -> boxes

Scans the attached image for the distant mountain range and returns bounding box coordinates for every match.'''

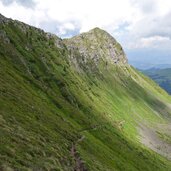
[142,68,171,94]
[127,49,171,70]
[129,61,171,70]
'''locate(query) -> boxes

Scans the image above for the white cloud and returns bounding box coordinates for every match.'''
[128,36,171,49]
[141,36,171,48]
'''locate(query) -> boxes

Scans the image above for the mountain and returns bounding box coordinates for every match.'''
[127,49,171,70]
[0,14,171,171]
[142,68,171,94]
[129,60,171,70]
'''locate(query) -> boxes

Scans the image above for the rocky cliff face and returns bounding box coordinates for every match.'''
[64,27,128,66]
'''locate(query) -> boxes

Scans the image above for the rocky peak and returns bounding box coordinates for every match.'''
[63,27,128,65]
[0,13,10,24]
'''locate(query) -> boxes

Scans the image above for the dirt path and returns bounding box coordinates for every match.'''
[70,124,105,171]
[71,135,87,171]
[138,123,171,160]
[79,124,105,132]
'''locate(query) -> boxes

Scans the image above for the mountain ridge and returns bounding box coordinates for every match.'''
[142,67,171,94]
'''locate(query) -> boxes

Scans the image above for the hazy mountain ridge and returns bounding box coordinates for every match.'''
[142,68,171,94]
[0,14,171,171]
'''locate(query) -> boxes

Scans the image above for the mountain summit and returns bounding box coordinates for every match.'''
[0,14,171,171]
[64,27,128,65]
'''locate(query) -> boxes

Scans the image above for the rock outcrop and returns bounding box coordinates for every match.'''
[64,27,128,65]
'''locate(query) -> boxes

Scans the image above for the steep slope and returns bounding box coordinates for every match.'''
[142,68,171,94]
[0,14,171,171]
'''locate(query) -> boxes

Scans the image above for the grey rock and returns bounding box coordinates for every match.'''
[0,13,10,24]
[63,27,128,66]
[45,32,65,49]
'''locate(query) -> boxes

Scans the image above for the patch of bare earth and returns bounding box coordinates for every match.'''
[138,123,171,160]
[71,136,87,171]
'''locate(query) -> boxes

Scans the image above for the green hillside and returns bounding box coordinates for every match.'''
[143,68,171,94]
[0,14,171,170]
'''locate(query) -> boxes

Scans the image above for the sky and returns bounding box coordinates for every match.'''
[0,0,171,68]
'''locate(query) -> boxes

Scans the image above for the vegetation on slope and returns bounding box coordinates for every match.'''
[0,14,171,170]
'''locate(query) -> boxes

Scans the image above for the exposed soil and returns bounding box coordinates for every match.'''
[138,123,171,160]
[70,125,105,171]
[71,136,87,171]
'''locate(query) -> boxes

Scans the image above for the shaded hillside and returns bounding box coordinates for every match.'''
[143,68,171,94]
[0,14,171,171]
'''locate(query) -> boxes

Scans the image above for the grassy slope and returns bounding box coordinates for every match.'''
[0,19,171,170]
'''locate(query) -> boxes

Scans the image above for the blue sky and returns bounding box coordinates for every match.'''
[0,0,171,68]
